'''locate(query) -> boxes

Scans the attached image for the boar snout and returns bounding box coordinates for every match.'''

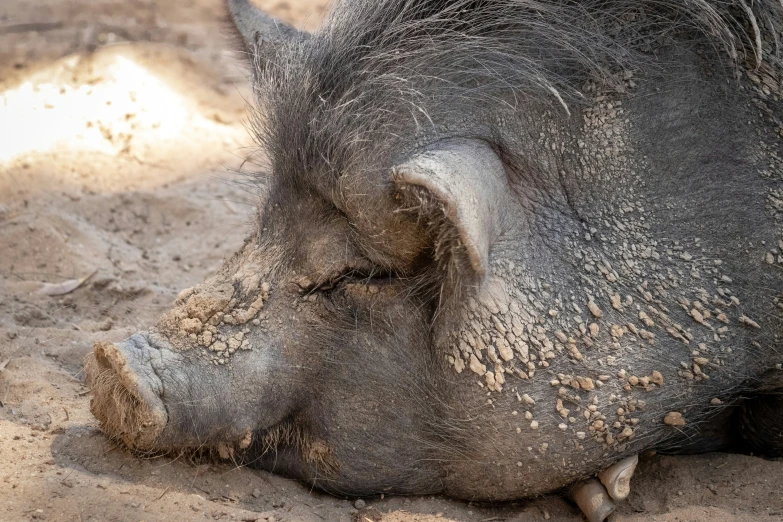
[86,328,301,457]
[85,335,168,451]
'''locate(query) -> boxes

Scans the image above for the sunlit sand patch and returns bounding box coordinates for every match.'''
[0,49,241,166]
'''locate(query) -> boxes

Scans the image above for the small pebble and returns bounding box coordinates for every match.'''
[354,499,366,509]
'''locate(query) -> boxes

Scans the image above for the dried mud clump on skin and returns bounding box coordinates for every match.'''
[155,281,233,349]
[155,277,272,364]
[84,341,166,450]
[441,68,779,468]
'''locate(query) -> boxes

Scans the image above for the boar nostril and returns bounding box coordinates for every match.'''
[85,340,167,451]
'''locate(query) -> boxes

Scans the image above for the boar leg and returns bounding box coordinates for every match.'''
[739,393,783,457]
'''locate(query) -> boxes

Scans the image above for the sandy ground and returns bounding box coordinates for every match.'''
[1,1,782,521]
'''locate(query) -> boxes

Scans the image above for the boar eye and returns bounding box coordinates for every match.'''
[310,268,397,294]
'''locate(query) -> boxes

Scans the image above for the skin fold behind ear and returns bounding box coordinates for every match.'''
[391,138,515,280]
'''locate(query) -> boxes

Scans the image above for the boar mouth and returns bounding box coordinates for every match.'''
[253,417,339,476]
[85,336,168,452]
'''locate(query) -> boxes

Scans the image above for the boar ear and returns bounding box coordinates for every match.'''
[225,0,307,66]
[391,139,512,281]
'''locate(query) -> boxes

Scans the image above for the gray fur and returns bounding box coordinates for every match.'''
[248,0,782,194]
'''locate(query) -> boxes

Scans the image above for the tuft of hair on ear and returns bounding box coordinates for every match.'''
[393,182,480,306]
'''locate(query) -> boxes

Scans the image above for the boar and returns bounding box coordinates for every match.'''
[86,1,783,520]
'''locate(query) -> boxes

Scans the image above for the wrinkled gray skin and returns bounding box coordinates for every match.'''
[87,0,783,504]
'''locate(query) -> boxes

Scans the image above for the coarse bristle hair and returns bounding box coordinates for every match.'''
[249,0,782,186]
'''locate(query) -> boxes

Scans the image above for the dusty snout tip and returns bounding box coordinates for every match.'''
[85,339,168,451]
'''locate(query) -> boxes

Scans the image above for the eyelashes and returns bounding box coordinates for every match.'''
[306,268,398,295]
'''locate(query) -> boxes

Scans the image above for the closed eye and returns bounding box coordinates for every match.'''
[340,268,398,286]
[309,267,398,294]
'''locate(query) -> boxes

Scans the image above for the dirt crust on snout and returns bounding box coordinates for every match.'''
[84,341,166,451]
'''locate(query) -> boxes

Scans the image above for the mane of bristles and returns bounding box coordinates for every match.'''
[249,0,782,184]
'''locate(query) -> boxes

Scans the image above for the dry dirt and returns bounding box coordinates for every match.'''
[1,1,782,521]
